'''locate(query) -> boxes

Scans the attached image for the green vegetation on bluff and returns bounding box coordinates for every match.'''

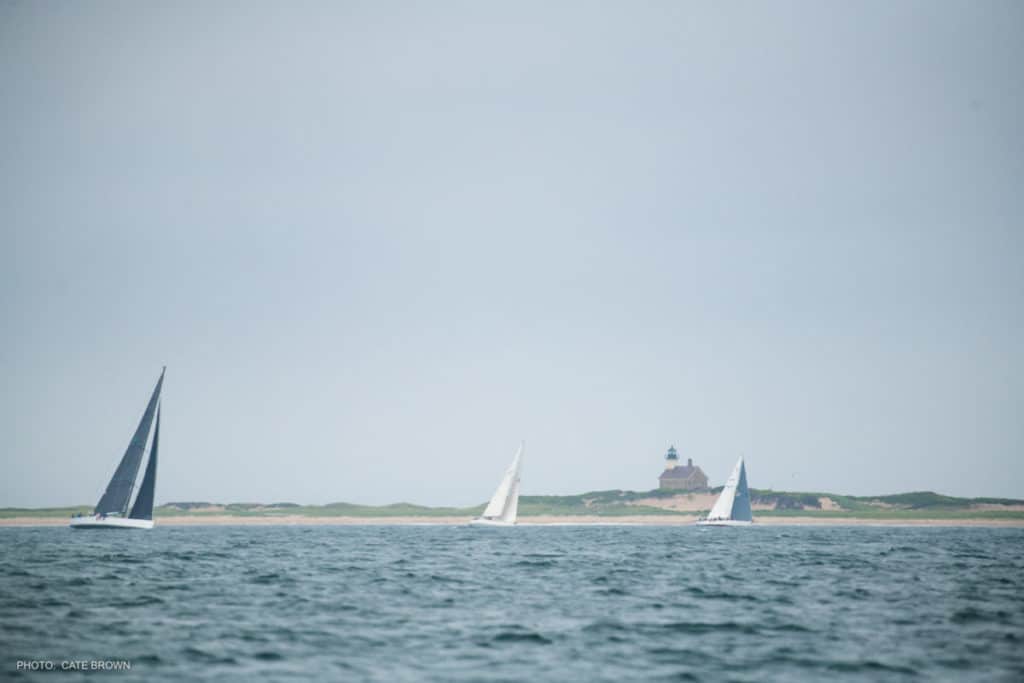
[154,495,685,518]
[2,489,1022,520]
[749,489,1024,516]
[0,506,94,519]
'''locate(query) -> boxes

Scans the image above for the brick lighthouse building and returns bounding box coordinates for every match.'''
[658,445,709,491]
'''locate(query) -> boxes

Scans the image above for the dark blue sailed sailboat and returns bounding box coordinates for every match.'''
[696,456,754,527]
[71,368,164,530]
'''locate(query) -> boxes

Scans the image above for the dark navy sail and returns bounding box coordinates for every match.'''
[730,459,753,522]
[129,407,160,520]
[94,368,165,515]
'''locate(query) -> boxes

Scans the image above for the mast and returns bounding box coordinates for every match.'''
[129,406,160,520]
[94,367,165,515]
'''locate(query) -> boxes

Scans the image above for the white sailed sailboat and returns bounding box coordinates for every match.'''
[470,443,523,527]
[697,456,753,527]
[70,368,165,530]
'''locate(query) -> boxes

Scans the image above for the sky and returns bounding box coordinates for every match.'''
[2,1,1022,507]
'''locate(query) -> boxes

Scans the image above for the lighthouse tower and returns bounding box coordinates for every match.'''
[664,445,679,471]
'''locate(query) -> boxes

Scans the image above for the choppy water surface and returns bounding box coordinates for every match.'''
[1,525,1022,681]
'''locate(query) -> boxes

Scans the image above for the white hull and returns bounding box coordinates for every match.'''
[70,515,154,530]
[469,518,516,527]
[695,519,753,527]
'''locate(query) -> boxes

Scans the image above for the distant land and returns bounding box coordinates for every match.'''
[3,489,1023,525]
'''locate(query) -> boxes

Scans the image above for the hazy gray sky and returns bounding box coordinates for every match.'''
[2,1,1022,507]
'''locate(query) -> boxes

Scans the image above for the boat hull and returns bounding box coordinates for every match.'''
[695,519,753,527]
[69,515,154,530]
[468,518,515,527]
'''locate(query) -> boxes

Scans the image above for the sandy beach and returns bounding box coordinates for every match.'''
[3,515,1023,527]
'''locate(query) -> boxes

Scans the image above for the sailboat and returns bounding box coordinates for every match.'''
[70,368,164,530]
[469,443,523,527]
[696,456,753,527]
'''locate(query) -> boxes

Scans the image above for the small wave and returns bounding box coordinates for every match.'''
[935,656,974,669]
[826,659,918,675]
[38,598,71,608]
[253,651,284,661]
[490,631,552,645]
[428,573,466,585]
[113,595,165,607]
[157,583,192,592]
[685,586,760,602]
[952,551,994,561]
[881,545,924,556]
[583,619,627,634]
[182,647,238,665]
[764,622,811,633]
[239,632,271,643]
[646,646,702,657]
[166,551,200,561]
[100,554,144,564]
[656,621,759,635]
[249,573,283,584]
[760,653,821,669]
[951,607,1011,624]
[836,587,871,600]
[323,602,359,613]
[763,578,799,587]
[202,552,232,560]
[4,598,42,609]
[513,559,556,568]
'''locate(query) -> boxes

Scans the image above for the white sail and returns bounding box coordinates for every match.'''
[477,443,523,524]
[482,471,514,518]
[704,456,752,523]
[501,476,520,523]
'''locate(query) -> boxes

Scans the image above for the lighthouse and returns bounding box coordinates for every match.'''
[658,445,709,490]
[664,445,679,471]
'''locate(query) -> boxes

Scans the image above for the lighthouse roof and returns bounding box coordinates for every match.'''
[665,445,678,460]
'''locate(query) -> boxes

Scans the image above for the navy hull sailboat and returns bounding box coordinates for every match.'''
[70,368,164,530]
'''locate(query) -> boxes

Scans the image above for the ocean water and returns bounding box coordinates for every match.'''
[1,525,1022,682]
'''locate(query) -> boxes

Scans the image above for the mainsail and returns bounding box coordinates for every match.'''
[94,368,164,515]
[128,407,160,520]
[707,456,752,522]
[481,443,523,523]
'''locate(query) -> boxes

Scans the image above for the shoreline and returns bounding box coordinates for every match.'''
[2,515,1023,527]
